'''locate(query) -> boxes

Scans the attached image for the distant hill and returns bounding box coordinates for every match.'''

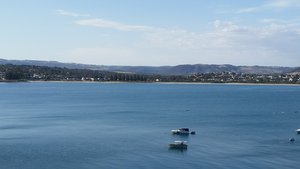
[0,58,295,75]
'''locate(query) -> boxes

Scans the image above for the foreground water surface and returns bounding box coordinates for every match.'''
[0,82,300,169]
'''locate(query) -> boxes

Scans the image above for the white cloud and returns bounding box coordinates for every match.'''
[75,18,158,32]
[236,0,300,14]
[60,19,300,66]
[60,9,300,66]
[260,18,281,23]
[142,20,300,66]
[213,20,242,32]
[56,9,90,17]
[266,0,300,8]
[236,7,258,14]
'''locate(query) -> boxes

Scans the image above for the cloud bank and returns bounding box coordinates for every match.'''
[56,4,300,66]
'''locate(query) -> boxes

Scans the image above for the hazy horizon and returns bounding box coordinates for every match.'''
[1,0,300,67]
[1,57,299,68]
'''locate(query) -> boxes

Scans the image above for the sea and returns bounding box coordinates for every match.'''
[0,82,300,169]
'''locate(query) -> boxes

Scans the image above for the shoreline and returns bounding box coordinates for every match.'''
[156,82,300,86]
[1,80,300,86]
[13,80,300,86]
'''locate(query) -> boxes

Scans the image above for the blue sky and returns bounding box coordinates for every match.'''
[1,0,300,66]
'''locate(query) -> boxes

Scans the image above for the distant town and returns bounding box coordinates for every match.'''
[1,64,299,84]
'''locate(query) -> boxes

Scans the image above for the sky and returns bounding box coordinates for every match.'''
[1,0,300,66]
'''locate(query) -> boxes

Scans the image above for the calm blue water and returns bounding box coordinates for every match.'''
[0,82,300,169]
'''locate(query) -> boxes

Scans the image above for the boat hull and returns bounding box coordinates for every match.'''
[171,129,190,135]
[169,144,188,149]
[171,131,189,135]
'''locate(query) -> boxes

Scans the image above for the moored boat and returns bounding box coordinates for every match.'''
[171,128,190,135]
[296,129,300,134]
[169,141,188,149]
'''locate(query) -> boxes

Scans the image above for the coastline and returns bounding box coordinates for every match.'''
[156,82,300,86]
[26,80,300,86]
[1,80,299,86]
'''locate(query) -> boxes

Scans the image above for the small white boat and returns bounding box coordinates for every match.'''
[171,128,190,135]
[169,141,188,149]
[296,129,300,134]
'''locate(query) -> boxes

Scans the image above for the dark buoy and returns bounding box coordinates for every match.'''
[289,138,295,142]
[191,131,196,135]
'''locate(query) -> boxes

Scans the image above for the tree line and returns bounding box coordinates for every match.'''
[0,64,156,82]
[0,64,299,84]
